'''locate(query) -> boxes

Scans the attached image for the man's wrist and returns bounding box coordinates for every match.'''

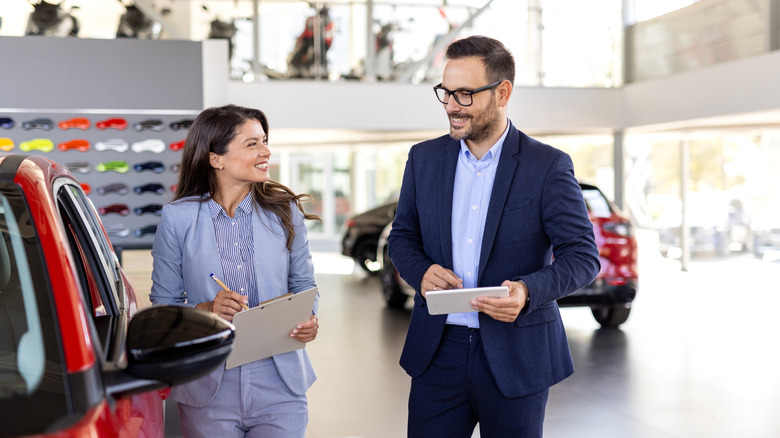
[517,280,530,311]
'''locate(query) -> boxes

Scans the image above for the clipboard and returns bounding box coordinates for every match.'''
[225,287,318,369]
[426,286,508,315]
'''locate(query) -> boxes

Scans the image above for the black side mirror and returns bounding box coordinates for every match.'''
[105,305,234,398]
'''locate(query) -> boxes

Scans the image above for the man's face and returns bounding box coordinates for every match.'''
[441,57,502,144]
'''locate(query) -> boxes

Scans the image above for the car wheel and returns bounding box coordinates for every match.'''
[381,248,408,309]
[354,239,379,273]
[591,306,631,328]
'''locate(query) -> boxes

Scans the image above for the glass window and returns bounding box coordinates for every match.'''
[0,184,67,437]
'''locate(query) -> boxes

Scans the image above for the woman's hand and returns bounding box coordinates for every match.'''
[290,314,319,343]
[197,289,249,322]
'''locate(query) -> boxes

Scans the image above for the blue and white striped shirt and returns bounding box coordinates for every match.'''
[209,194,260,308]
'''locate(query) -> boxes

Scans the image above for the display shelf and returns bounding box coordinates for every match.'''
[0,111,198,249]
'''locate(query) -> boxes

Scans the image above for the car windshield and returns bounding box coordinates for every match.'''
[0,183,67,437]
[581,186,613,218]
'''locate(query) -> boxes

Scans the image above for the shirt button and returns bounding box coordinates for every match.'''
[237,265,242,269]
[472,205,477,210]
[231,221,236,226]
[467,272,472,277]
[477,172,482,176]
[468,238,473,243]
[234,242,239,246]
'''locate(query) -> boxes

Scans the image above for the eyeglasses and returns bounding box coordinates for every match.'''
[433,81,502,106]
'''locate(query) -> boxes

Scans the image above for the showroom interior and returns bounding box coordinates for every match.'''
[1,0,779,437]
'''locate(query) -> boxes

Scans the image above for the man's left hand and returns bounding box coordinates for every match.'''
[471,280,528,322]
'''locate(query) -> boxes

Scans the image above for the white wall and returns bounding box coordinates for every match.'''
[227,49,780,135]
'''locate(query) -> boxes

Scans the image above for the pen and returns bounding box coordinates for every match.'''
[210,273,250,310]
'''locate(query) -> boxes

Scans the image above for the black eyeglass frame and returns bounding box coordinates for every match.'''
[432,81,503,106]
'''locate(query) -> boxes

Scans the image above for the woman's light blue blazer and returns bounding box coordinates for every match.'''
[150,196,318,408]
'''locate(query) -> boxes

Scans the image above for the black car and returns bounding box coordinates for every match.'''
[22,117,54,130]
[0,117,14,129]
[133,160,165,173]
[341,201,397,273]
[134,182,165,195]
[134,203,163,216]
[96,182,130,195]
[132,119,165,132]
[169,119,194,130]
[134,224,158,237]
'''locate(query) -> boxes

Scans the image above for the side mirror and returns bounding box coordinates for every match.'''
[105,305,234,398]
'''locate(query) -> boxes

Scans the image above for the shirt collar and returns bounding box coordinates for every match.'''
[460,119,510,162]
[208,192,254,220]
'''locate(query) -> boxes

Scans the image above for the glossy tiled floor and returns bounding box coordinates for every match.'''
[121,231,780,438]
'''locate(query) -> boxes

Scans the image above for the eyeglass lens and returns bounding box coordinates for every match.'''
[435,88,473,106]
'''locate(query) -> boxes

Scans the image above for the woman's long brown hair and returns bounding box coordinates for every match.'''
[174,104,320,249]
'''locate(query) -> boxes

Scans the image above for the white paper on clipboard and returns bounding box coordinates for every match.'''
[225,287,317,369]
[425,286,508,315]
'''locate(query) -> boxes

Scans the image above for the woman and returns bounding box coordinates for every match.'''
[150,104,320,437]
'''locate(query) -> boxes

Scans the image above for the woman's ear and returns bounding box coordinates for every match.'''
[209,153,223,170]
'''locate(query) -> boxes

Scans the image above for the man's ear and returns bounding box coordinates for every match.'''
[497,80,513,107]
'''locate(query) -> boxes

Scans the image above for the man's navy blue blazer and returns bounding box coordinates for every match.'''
[388,121,600,398]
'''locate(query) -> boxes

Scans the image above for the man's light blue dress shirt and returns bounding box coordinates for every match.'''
[447,122,510,328]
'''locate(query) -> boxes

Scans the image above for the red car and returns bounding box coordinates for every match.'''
[0,154,234,437]
[58,117,91,130]
[98,203,131,216]
[96,117,128,130]
[57,138,90,152]
[372,183,638,328]
[169,139,186,151]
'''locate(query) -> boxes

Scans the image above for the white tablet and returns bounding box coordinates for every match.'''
[425,286,509,315]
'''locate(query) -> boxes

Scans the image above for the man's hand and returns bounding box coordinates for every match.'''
[420,264,463,298]
[471,280,528,322]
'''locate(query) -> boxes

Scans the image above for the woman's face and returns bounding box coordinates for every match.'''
[211,119,270,187]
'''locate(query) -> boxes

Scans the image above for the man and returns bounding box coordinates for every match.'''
[387,35,600,437]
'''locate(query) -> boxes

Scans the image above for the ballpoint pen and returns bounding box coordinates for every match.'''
[210,273,250,310]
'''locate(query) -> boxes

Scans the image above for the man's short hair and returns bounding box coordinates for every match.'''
[446,35,516,85]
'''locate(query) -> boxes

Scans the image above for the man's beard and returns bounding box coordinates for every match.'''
[447,93,500,143]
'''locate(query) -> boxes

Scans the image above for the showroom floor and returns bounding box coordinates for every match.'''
[121,230,780,438]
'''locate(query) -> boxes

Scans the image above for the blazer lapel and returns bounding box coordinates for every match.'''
[478,124,521,283]
[197,201,225,281]
[439,140,460,269]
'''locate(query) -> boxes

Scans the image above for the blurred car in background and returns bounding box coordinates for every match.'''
[0,117,15,129]
[133,119,164,132]
[58,117,90,130]
[19,138,54,152]
[96,117,128,130]
[169,119,194,130]
[341,200,397,273]
[372,183,638,328]
[96,182,129,195]
[0,154,234,437]
[0,138,15,151]
[656,192,751,258]
[95,139,129,153]
[21,117,54,130]
[57,138,90,152]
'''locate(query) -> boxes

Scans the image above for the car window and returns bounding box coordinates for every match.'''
[582,187,613,218]
[56,181,127,362]
[0,184,68,437]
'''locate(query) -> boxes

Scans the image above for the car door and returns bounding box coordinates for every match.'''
[54,179,165,436]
